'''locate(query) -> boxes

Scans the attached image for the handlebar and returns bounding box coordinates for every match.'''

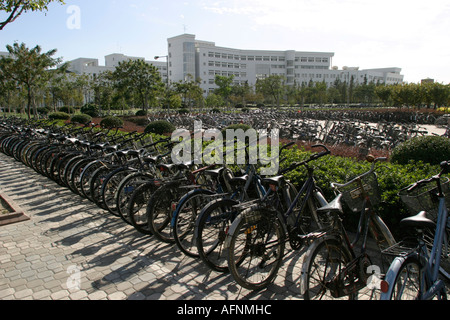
[279,144,330,175]
[404,160,450,193]
[331,155,386,190]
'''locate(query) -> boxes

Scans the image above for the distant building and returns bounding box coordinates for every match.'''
[421,78,435,84]
[65,53,168,82]
[167,34,404,95]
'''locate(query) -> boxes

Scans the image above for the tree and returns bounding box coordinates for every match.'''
[111,59,164,111]
[173,75,203,110]
[0,42,63,118]
[214,75,234,106]
[255,75,286,106]
[0,0,65,30]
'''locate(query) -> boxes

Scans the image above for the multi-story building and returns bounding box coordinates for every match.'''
[66,53,168,83]
[167,34,404,95]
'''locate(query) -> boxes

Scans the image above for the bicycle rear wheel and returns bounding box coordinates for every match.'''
[301,238,355,300]
[196,198,239,272]
[226,207,285,291]
[385,256,422,300]
[173,189,215,258]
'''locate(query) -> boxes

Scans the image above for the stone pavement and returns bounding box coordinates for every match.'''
[0,152,307,301]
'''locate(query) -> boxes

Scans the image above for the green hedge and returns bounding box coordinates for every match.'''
[391,136,450,166]
[71,114,92,125]
[48,112,70,121]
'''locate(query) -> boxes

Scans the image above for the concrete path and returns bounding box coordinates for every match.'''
[0,152,307,301]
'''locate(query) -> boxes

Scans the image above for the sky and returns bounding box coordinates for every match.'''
[1,0,449,84]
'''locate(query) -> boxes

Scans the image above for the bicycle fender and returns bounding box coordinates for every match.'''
[171,188,216,227]
[379,256,407,300]
[224,208,252,249]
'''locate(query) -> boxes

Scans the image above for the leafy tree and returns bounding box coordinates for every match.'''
[0,0,65,30]
[111,59,164,111]
[0,42,64,118]
[255,75,286,106]
[173,75,203,109]
[214,75,234,106]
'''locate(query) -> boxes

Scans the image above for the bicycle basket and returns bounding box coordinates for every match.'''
[338,172,381,213]
[399,177,450,222]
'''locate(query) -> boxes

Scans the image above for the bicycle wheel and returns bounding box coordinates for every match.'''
[173,189,215,258]
[147,182,184,244]
[385,256,422,300]
[101,168,132,217]
[226,207,285,291]
[128,181,159,235]
[89,166,111,210]
[116,172,153,224]
[196,198,239,272]
[301,238,355,300]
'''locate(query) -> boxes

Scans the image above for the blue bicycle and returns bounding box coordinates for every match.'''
[381,161,450,300]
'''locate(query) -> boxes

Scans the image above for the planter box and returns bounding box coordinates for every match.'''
[0,193,29,227]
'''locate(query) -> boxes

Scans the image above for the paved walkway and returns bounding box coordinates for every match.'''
[0,152,307,301]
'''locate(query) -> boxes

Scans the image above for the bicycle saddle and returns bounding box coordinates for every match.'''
[229,175,249,186]
[317,194,343,214]
[262,175,285,187]
[400,211,436,230]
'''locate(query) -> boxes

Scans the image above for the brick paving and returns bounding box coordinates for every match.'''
[0,152,308,301]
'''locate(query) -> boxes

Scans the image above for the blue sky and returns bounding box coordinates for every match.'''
[1,0,449,84]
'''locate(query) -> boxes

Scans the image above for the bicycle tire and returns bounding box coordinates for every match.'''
[226,207,285,291]
[301,238,355,300]
[173,189,216,258]
[147,182,184,244]
[128,181,159,235]
[196,197,240,272]
[382,256,423,300]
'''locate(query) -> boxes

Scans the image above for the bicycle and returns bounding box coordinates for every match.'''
[224,145,332,291]
[380,161,450,300]
[301,156,397,300]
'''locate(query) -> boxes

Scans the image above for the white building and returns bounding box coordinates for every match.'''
[167,34,404,95]
[66,53,168,82]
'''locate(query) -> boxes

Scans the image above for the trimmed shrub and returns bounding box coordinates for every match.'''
[178,108,189,114]
[391,136,450,166]
[48,112,70,121]
[135,109,148,116]
[80,104,100,117]
[71,114,92,125]
[100,116,123,129]
[144,120,176,135]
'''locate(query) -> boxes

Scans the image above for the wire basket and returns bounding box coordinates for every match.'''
[398,177,450,222]
[338,172,381,213]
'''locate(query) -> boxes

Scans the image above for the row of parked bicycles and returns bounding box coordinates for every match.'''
[145,111,434,153]
[0,115,449,300]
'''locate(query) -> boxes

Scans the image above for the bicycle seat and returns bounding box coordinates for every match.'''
[204,168,224,178]
[229,175,249,186]
[400,211,436,230]
[317,194,343,213]
[262,176,285,187]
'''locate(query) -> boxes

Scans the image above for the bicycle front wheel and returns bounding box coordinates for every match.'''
[226,208,285,291]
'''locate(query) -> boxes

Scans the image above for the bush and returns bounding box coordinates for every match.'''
[391,136,450,166]
[100,116,123,129]
[178,108,189,114]
[144,120,176,135]
[71,114,92,125]
[59,106,75,114]
[135,110,148,116]
[48,112,70,121]
[80,104,100,117]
